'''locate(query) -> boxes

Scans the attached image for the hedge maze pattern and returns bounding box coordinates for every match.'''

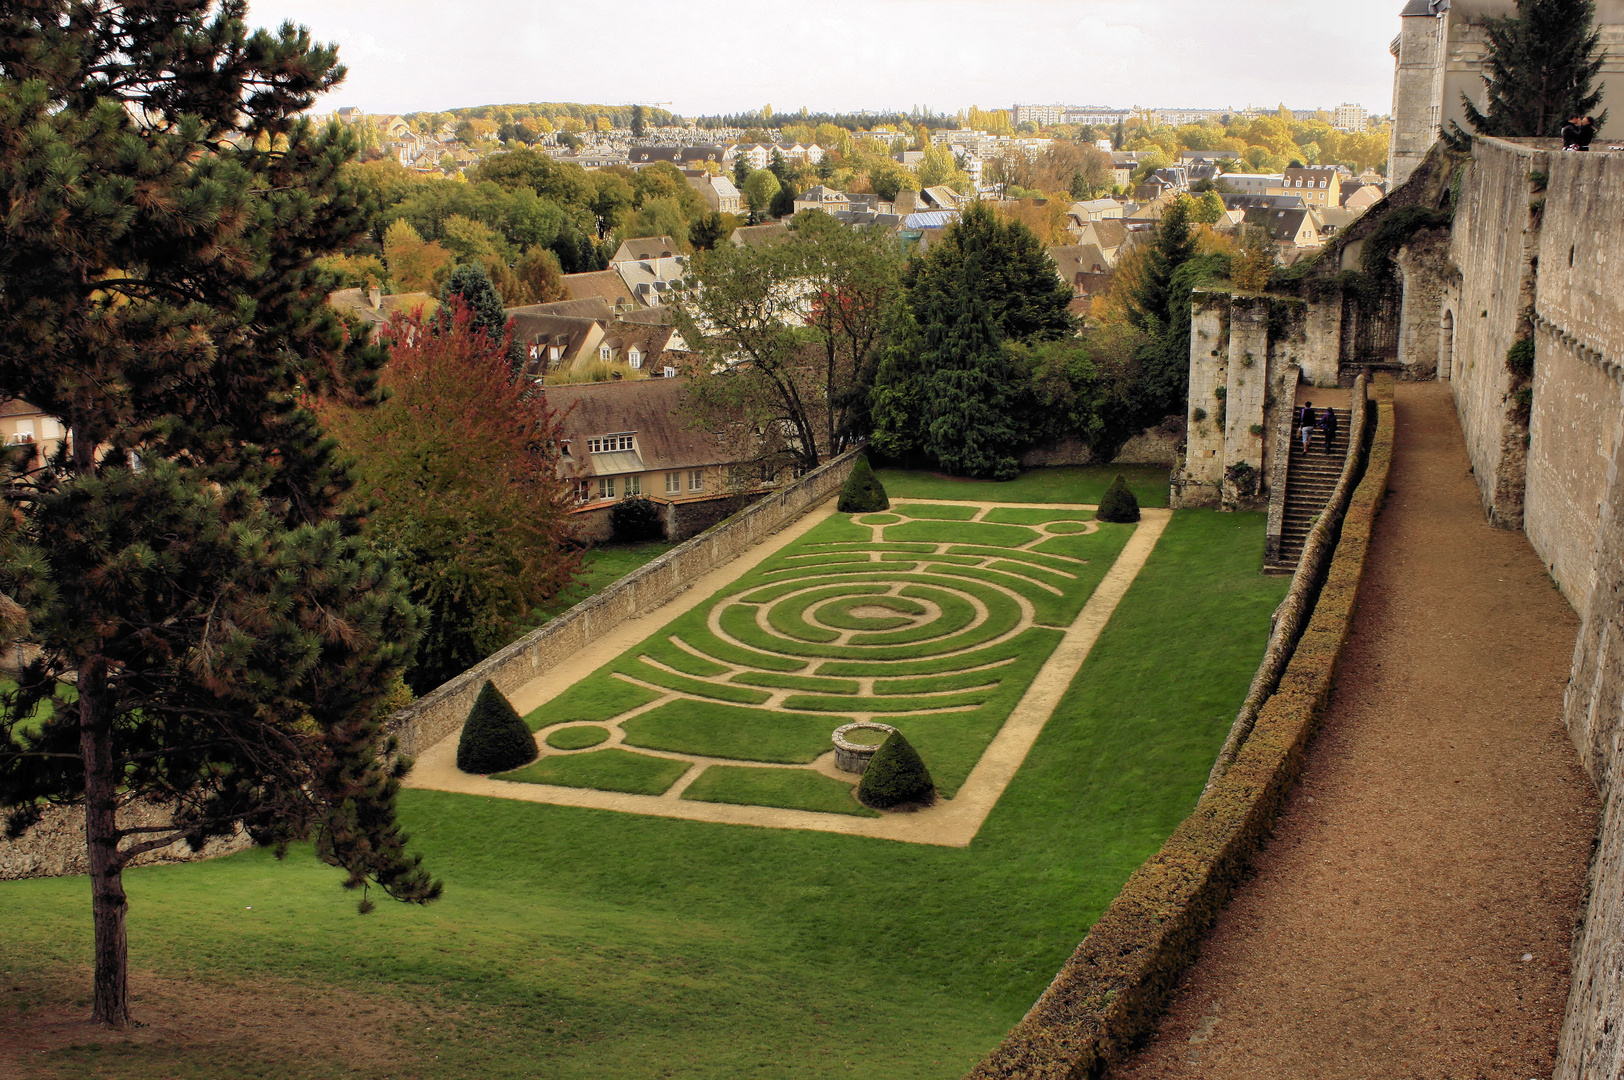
[496,501,1138,820]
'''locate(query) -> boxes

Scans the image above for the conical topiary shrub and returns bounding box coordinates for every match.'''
[838,455,889,513]
[857,731,935,809]
[456,681,537,774]
[1096,474,1141,523]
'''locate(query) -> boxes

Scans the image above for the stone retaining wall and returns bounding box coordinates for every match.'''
[0,801,249,881]
[387,446,865,760]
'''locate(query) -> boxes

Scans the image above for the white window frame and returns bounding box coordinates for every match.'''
[688,469,704,492]
[625,474,642,496]
[599,345,612,362]
[597,476,614,499]
[665,472,681,494]
[628,347,642,369]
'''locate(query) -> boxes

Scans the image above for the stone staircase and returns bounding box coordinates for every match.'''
[1271,408,1353,571]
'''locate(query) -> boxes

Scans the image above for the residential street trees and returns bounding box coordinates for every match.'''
[671,214,903,477]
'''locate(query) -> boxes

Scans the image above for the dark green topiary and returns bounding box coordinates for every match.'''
[1096,474,1141,523]
[456,681,537,774]
[611,495,665,542]
[857,731,935,809]
[838,455,889,513]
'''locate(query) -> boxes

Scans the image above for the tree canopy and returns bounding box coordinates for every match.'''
[0,0,440,1027]
[1459,0,1608,138]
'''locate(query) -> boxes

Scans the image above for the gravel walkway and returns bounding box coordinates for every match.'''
[1112,381,1601,1080]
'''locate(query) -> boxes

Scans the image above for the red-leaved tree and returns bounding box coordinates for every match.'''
[316,301,581,693]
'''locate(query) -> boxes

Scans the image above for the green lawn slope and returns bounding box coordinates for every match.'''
[0,509,1283,1080]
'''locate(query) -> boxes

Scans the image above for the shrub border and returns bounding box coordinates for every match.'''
[966,375,1395,1080]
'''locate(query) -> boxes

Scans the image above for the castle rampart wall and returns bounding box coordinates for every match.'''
[1432,136,1624,1080]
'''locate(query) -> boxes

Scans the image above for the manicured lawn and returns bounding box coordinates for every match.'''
[682,766,880,818]
[876,464,1170,507]
[0,507,1285,1080]
[498,747,690,795]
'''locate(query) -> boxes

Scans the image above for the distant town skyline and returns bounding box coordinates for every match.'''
[248,0,1401,120]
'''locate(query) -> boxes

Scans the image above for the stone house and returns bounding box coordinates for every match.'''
[1241,205,1324,250]
[547,377,751,541]
[0,398,65,471]
[1268,166,1342,209]
[610,236,681,265]
[615,255,690,308]
[686,173,742,213]
[792,185,852,214]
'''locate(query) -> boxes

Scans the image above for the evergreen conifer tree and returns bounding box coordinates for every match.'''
[0,0,440,1027]
[920,251,1022,479]
[440,263,522,372]
[1458,0,1607,138]
[906,202,1072,344]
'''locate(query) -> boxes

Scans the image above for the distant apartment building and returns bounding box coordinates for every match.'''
[1332,103,1369,133]
[1011,103,1066,126]
[1151,108,1232,126]
[1063,107,1130,126]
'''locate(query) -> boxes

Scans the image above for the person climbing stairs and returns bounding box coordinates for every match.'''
[1270,406,1353,570]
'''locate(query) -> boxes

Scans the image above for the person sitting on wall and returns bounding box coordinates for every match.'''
[1318,404,1339,454]
[1562,116,1596,151]
[1298,402,1317,454]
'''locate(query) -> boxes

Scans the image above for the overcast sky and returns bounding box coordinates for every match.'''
[248,0,1403,119]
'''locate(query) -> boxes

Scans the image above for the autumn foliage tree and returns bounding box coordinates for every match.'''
[0,0,440,1028]
[315,302,581,694]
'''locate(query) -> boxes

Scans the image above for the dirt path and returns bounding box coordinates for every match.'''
[1113,381,1601,1079]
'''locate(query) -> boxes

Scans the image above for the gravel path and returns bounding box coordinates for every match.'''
[1112,381,1601,1080]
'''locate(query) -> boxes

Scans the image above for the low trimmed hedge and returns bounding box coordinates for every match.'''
[967,376,1395,1080]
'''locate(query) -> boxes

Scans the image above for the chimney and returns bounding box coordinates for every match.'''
[368,286,382,309]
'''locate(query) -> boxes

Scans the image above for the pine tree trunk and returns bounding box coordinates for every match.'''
[78,657,130,1027]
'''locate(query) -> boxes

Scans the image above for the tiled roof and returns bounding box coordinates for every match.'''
[547,377,730,478]
[561,270,635,307]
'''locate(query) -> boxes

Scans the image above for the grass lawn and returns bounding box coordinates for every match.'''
[682,766,880,818]
[526,540,679,628]
[876,464,1170,508]
[0,508,1285,1080]
[498,747,691,795]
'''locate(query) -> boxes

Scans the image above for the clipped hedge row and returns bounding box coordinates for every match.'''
[966,375,1396,1080]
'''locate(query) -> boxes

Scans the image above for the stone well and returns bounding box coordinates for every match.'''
[832,722,898,774]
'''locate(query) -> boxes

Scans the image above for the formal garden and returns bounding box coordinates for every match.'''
[0,467,1290,1079]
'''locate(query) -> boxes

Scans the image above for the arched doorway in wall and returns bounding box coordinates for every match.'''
[1438,308,1455,379]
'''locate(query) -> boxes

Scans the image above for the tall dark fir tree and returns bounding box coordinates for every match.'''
[0,0,441,1027]
[1458,0,1608,138]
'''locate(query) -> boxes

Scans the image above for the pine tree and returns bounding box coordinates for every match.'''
[1459,0,1607,138]
[0,0,440,1027]
[1126,198,1196,336]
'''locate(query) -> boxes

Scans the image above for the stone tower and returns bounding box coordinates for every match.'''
[1387,0,1624,187]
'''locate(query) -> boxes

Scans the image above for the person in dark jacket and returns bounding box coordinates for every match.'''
[1297,402,1317,453]
[1318,405,1338,453]
[1563,116,1596,150]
